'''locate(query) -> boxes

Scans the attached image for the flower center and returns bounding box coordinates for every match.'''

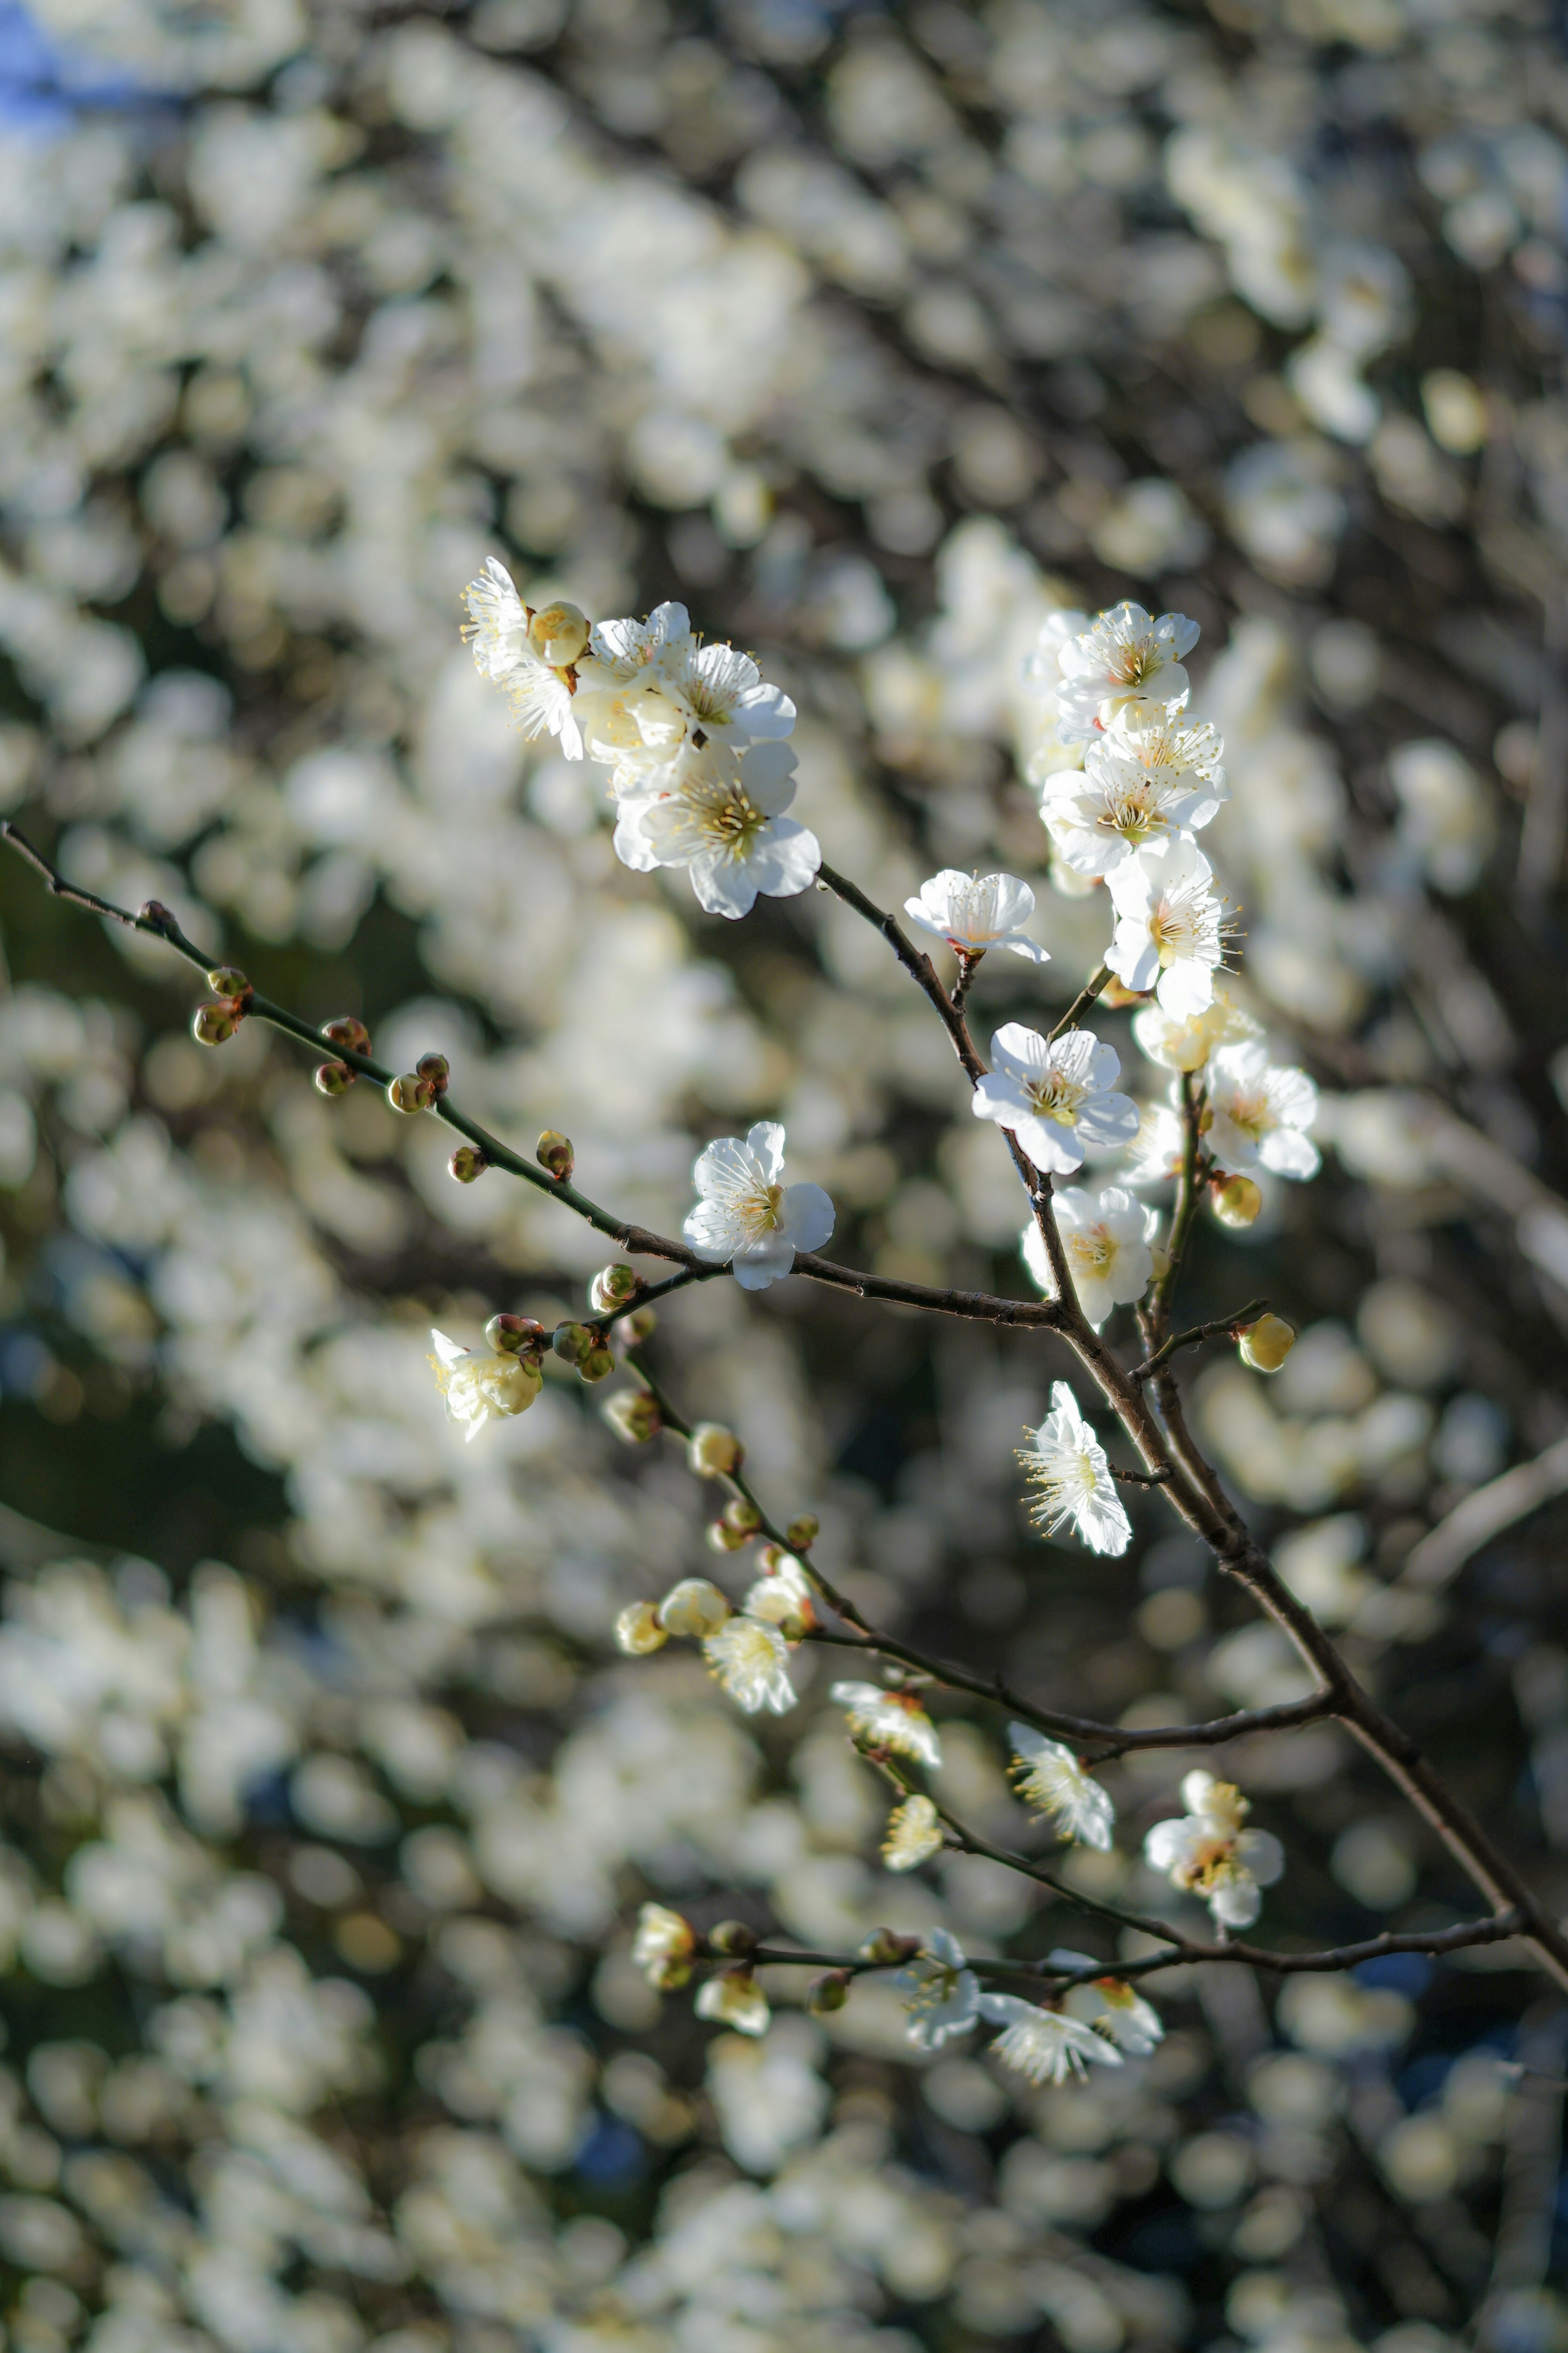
[703,791,764,854]
[1067,1229,1115,1276]
[1104,781,1157,839]
[1026,1073,1086,1126]
[1178,1833,1239,1891]
[1107,639,1156,687]
[1226,1089,1272,1140]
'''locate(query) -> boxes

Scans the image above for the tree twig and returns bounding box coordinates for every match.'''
[1128,1299,1269,1384]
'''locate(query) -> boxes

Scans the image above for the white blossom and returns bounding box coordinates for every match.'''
[882,1794,944,1871]
[830,1682,942,1769]
[1205,1042,1321,1179]
[971,1025,1139,1176]
[1021,1185,1156,1326]
[1018,1383,1132,1556]
[460,560,586,756]
[1008,1725,1115,1849]
[614,739,820,917]
[683,1122,835,1289]
[1043,706,1227,879]
[1106,836,1229,1019]
[695,1969,770,2035]
[745,1555,816,1637]
[895,1928,996,2050]
[984,1996,1123,2084]
[1132,990,1259,1074]
[582,601,693,683]
[1050,603,1201,744]
[1080,1979,1165,2056]
[1123,1100,1188,1187]
[657,1578,734,1637]
[703,1616,797,1715]
[426,1330,542,1442]
[903,871,1050,964]
[1144,1771,1285,1930]
[649,634,796,749]
[632,1902,697,1988]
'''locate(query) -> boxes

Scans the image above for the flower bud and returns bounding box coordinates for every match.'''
[632,1901,695,1987]
[486,1312,535,1356]
[624,1306,658,1342]
[687,1423,742,1479]
[449,1145,487,1183]
[139,900,173,928]
[206,966,249,999]
[552,1321,595,1364]
[192,1001,240,1046]
[1240,1313,1296,1374]
[602,1389,662,1444]
[528,600,592,669]
[615,1601,668,1656]
[323,1016,371,1055]
[807,1970,852,2015]
[537,1130,574,1181]
[1209,1173,1263,1229]
[579,1345,615,1383]
[657,1578,733,1637]
[784,1514,820,1550]
[857,1928,922,1966]
[706,1920,757,1956]
[722,1496,761,1535]
[388,1072,434,1114]
[589,1264,645,1312]
[706,1519,748,1554]
[415,1052,450,1096]
[1149,1242,1172,1281]
[314,1059,354,1097]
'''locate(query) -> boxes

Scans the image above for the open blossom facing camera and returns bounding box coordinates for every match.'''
[1106,836,1229,1019]
[972,1026,1138,1176]
[1049,603,1201,743]
[882,1794,944,1871]
[427,1330,542,1441]
[703,1615,797,1715]
[895,1929,999,2050]
[1043,707,1227,879]
[616,740,821,917]
[1019,1383,1132,1556]
[984,1996,1123,2084]
[830,1682,943,1770]
[1021,1185,1156,1326]
[903,871,1050,964]
[1144,1772,1285,1930]
[684,1122,835,1289]
[1204,1042,1321,1179]
[460,560,588,756]
[1008,1726,1115,1849]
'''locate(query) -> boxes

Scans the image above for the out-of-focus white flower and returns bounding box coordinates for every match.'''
[1008,1725,1115,1849]
[1124,1101,1188,1186]
[633,1902,697,1988]
[1144,1772,1285,1929]
[1107,837,1229,1019]
[971,1025,1138,1175]
[684,1122,835,1289]
[1050,603,1201,743]
[427,1330,542,1442]
[1019,1383,1132,1556]
[1044,707,1227,879]
[1387,738,1494,895]
[704,1616,797,1715]
[1021,1184,1156,1326]
[1205,1042,1320,1179]
[1022,607,1093,699]
[1065,1976,1165,2054]
[657,1578,734,1637]
[615,740,821,917]
[903,871,1050,964]
[1133,991,1259,1073]
[895,1928,990,2050]
[695,1968,770,2035]
[830,1681,942,1769]
[615,1602,668,1655]
[984,1995,1123,2083]
[461,560,586,757]
[745,1554,817,1637]
[882,1794,944,1871]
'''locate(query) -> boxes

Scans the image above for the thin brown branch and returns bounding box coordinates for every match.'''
[1129,1299,1269,1384]
[1047,961,1111,1042]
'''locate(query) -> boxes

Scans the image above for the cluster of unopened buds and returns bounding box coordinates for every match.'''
[312,1015,371,1097]
[191,965,253,1047]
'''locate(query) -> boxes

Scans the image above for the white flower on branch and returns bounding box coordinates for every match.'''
[582,600,693,682]
[895,1928,995,2050]
[684,1122,835,1290]
[902,870,1051,964]
[971,1025,1139,1175]
[649,634,797,751]
[1204,1042,1321,1180]
[615,740,821,917]
[1083,1978,1165,2055]
[1132,990,1259,1074]
[1042,706,1227,879]
[1018,1383,1132,1556]
[1123,1100,1187,1187]
[984,1995,1123,2084]
[1008,1725,1116,1849]
[695,1968,770,2035]
[632,1902,697,1988]
[830,1681,942,1769]
[1021,1184,1156,1327]
[745,1554,816,1637]
[1144,1771,1284,1930]
[657,1578,734,1637]
[461,560,587,756]
[703,1615,797,1715]
[1106,836,1230,1019]
[427,1329,542,1442]
[882,1794,945,1871]
[1049,602,1201,744]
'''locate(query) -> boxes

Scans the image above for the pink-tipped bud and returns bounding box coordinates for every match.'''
[387,1073,434,1115]
[589,1264,645,1312]
[314,1060,354,1097]
[486,1313,535,1356]
[537,1130,574,1181]
[414,1052,450,1096]
[193,1001,240,1046]
[449,1145,486,1183]
[323,1016,371,1055]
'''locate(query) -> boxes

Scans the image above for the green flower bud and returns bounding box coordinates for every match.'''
[706,1920,758,1956]
[486,1313,534,1356]
[579,1345,615,1383]
[314,1060,354,1097]
[706,1520,749,1554]
[602,1389,662,1444]
[192,1001,240,1046]
[688,1424,743,1479]
[857,1928,922,1965]
[589,1264,645,1312]
[414,1052,450,1095]
[552,1321,595,1364]
[388,1073,434,1114]
[1240,1313,1296,1373]
[449,1145,487,1183]
[1210,1174,1262,1229]
[323,1016,371,1055]
[785,1514,820,1550]
[722,1497,761,1534]
[206,966,249,999]
[537,1130,574,1181]
[807,1970,852,2015]
[624,1306,658,1342]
